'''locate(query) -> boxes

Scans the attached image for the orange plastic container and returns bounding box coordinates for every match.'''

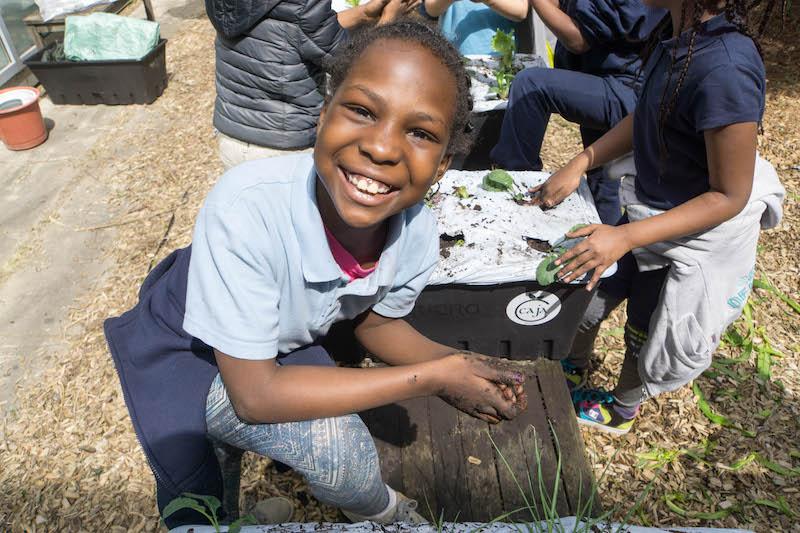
[0,86,48,150]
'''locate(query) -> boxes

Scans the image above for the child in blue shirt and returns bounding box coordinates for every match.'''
[530,0,783,434]
[422,0,528,55]
[491,0,664,225]
[104,21,527,528]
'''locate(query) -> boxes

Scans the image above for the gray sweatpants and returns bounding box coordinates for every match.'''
[567,250,669,407]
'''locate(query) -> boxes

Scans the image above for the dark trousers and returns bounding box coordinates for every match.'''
[489,67,637,225]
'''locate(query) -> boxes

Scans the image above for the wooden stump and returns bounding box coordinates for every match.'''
[360,359,600,522]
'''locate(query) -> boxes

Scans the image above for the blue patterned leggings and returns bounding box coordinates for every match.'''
[205,373,389,515]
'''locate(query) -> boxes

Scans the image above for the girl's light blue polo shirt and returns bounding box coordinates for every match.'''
[182,154,439,360]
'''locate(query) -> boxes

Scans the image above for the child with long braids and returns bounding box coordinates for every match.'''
[105,20,528,528]
[531,0,786,434]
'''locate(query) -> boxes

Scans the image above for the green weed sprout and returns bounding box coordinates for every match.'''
[346,0,361,6]
[162,493,256,533]
[480,423,657,532]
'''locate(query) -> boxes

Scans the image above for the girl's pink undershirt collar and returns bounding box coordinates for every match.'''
[323,226,377,281]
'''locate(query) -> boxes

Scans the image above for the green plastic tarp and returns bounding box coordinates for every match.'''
[64,13,160,61]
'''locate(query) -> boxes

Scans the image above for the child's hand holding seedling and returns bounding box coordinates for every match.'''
[554,224,632,290]
[436,352,527,423]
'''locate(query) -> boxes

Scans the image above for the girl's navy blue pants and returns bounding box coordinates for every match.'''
[490,66,639,225]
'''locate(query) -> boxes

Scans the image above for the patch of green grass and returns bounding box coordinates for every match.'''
[482,424,656,532]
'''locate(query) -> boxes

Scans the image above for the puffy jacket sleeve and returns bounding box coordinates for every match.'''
[567,0,655,47]
[294,0,348,67]
[204,0,281,39]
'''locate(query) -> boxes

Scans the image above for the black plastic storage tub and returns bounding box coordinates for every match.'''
[25,39,168,105]
[406,281,594,359]
[450,108,505,171]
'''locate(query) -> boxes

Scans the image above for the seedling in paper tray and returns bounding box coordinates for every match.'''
[428,169,606,287]
[490,29,517,99]
[481,169,534,204]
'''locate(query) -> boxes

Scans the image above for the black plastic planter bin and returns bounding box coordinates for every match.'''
[406,281,595,360]
[25,39,168,105]
[450,108,505,170]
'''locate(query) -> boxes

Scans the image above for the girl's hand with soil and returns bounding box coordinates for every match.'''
[554,223,632,290]
[435,352,527,423]
[534,114,635,210]
[530,159,584,209]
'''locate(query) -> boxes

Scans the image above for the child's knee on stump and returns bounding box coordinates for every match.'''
[302,414,389,515]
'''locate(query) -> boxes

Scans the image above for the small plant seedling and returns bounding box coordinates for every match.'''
[162,493,256,533]
[490,29,516,99]
[481,169,514,191]
[453,185,471,199]
[346,0,361,6]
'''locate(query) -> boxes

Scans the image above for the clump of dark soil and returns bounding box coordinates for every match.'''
[526,237,551,252]
[439,232,465,259]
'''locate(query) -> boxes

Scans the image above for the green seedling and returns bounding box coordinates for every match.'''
[162,493,256,533]
[535,224,590,286]
[454,185,471,199]
[490,29,516,99]
[482,169,514,191]
[481,169,534,205]
[345,0,360,6]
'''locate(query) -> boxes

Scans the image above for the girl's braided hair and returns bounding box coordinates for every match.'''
[325,20,475,155]
[639,0,788,162]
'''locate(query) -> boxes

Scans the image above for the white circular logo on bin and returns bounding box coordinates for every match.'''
[506,291,561,326]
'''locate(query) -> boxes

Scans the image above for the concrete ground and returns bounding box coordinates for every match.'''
[0,0,206,421]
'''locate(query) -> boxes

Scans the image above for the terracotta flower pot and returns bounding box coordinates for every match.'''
[0,86,48,151]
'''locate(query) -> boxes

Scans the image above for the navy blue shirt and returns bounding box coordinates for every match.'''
[555,0,665,86]
[633,14,765,210]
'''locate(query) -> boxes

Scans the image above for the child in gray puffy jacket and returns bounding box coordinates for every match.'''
[206,0,419,169]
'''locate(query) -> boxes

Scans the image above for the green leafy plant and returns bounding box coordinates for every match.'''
[454,185,471,199]
[346,0,361,6]
[162,493,256,533]
[490,29,516,99]
[482,169,514,191]
[481,169,532,205]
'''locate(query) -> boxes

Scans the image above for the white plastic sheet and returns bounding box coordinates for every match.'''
[170,520,754,533]
[427,170,611,286]
[34,0,112,22]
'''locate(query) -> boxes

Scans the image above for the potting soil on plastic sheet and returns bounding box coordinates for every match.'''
[427,170,609,286]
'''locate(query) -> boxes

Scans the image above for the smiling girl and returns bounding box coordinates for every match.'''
[104,21,527,528]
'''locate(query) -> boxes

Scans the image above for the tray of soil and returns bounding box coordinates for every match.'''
[406,169,615,359]
[452,54,545,169]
